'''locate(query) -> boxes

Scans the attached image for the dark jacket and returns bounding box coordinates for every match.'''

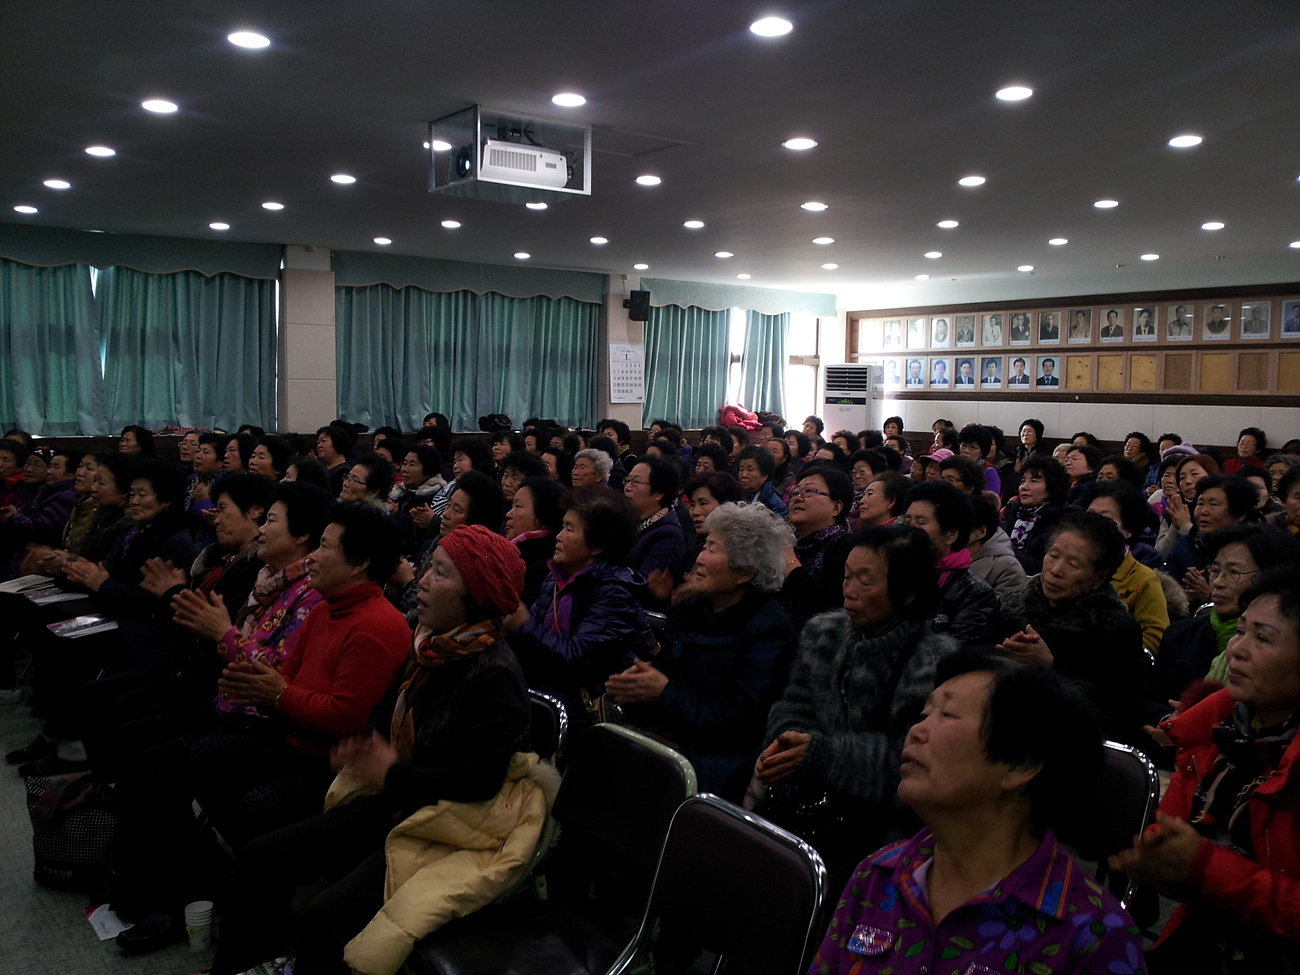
[1,481,81,577]
[1136,611,1219,728]
[1001,578,1147,743]
[627,590,796,801]
[513,532,556,611]
[999,499,1067,575]
[629,515,685,607]
[1164,525,1210,582]
[368,639,530,820]
[510,559,649,730]
[932,566,1003,648]
[779,524,853,632]
[96,516,200,620]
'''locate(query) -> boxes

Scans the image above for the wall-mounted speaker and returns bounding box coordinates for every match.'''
[625,289,650,321]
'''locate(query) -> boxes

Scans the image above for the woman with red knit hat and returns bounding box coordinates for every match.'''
[212,525,549,975]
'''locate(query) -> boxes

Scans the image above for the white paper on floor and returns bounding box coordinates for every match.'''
[86,903,131,941]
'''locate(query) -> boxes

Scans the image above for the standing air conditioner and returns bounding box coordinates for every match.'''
[823,364,879,432]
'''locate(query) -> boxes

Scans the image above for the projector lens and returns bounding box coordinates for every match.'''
[455,147,474,179]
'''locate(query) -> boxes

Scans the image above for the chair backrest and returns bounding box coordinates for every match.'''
[613,794,827,975]
[527,689,568,762]
[551,724,697,873]
[1059,740,1158,906]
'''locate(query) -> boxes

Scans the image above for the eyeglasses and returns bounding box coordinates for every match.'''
[343,473,367,486]
[624,476,651,487]
[790,486,831,500]
[1206,565,1261,584]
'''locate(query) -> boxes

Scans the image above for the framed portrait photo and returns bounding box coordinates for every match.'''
[1166,303,1194,340]
[907,318,928,349]
[904,356,926,388]
[1282,299,1300,338]
[981,313,1003,346]
[1202,301,1232,341]
[1006,354,1032,389]
[931,316,951,348]
[979,356,1003,389]
[1240,301,1270,339]
[882,319,903,347]
[1037,311,1061,345]
[1007,312,1032,345]
[1066,309,1091,344]
[884,357,904,387]
[954,315,977,347]
[953,356,976,388]
[929,356,951,388]
[1099,307,1125,343]
[1034,355,1061,390]
[1131,307,1158,342]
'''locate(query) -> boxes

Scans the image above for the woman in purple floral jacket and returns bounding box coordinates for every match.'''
[807,651,1143,975]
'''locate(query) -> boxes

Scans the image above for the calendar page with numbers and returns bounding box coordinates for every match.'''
[609,341,645,403]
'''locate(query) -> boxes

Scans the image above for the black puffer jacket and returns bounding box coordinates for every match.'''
[932,566,1004,648]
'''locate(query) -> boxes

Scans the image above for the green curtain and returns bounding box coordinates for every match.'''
[643,304,730,429]
[335,284,600,430]
[0,259,105,435]
[740,310,789,418]
[98,266,276,431]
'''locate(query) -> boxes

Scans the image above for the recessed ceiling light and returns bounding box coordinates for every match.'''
[633,263,649,270]
[750,16,793,36]
[589,236,608,245]
[1290,241,1300,249]
[431,140,452,152]
[821,263,838,270]
[209,221,230,231]
[551,92,586,107]
[43,179,70,190]
[1094,199,1119,209]
[227,30,270,48]
[1048,237,1068,246]
[13,205,38,214]
[525,201,547,210]
[441,219,461,229]
[924,251,942,259]
[958,175,986,187]
[1168,134,1203,148]
[84,145,116,157]
[936,219,959,229]
[781,137,817,151]
[812,236,834,245]
[141,99,178,113]
[1018,264,1034,272]
[374,237,392,245]
[514,252,531,260]
[715,251,734,259]
[801,201,828,211]
[330,174,356,184]
[914,274,930,281]
[1140,253,1160,261]
[261,201,284,210]
[1201,221,1225,231]
[995,86,1034,101]
[736,273,752,280]
[635,175,661,186]
[683,220,705,229]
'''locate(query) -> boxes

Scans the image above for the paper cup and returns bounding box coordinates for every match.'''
[184,900,214,952]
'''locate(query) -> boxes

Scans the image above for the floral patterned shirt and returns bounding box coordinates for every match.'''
[808,828,1144,975]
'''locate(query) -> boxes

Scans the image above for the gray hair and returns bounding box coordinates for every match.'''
[575,448,613,481]
[703,501,795,594]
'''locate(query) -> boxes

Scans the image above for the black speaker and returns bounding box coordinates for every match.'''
[625,289,650,321]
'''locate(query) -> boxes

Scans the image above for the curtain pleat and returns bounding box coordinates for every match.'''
[740,310,789,418]
[99,267,276,431]
[0,259,105,435]
[336,284,598,431]
[643,304,730,429]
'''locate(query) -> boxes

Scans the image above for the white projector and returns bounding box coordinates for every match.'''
[478,139,569,188]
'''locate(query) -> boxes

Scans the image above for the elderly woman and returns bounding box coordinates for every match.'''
[606,502,798,801]
[1222,425,1267,475]
[999,510,1146,742]
[505,476,564,609]
[539,445,573,486]
[755,524,956,895]
[209,525,545,975]
[390,444,445,552]
[1165,473,1257,603]
[763,435,796,497]
[624,455,685,604]
[811,651,1142,974]
[779,462,855,630]
[1273,464,1300,536]
[570,447,612,488]
[1112,569,1300,973]
[1084,480,1171,652]
[0,447,81,578]
[858,470,909,527]
[339,453,395,510]
[499,450,546,506]
[508,487,649,731]
[1156,452,1220,558]
[999,454,1069,574]
[670,470,743,600]
[1266,453,1299,496]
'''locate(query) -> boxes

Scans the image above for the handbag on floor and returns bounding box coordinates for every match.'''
[25,772,119,890]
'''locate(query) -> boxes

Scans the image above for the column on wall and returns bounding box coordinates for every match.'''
[279,245,337,432]
[598,273,644,429]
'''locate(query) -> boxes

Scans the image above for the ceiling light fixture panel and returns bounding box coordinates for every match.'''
[551,92,586,107]
[750,16,793,36]
[227,30,270,48]
[781,137,817,151]
[995,86,1033,101]
[85,145,116,157]
[141,99,178,113]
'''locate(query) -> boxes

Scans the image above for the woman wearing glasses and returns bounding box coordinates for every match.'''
[778,463,855,631]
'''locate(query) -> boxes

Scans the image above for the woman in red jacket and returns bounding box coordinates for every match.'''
[1111,567,1300,973]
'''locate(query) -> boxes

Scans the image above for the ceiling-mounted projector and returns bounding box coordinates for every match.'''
[429,105,591,204]
[479,139,569,188]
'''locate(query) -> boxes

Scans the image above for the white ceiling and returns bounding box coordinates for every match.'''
[2,1,1298,309]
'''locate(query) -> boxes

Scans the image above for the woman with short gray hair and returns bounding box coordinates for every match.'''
[605,502,797,800]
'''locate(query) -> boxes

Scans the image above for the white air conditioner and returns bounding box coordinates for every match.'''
[478,139,569,188]
[823,364,879,432]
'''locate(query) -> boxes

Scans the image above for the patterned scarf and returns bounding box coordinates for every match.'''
[637,507,670,533]
[390,619,502,762]
[794,523,850,576]
[1009,501,1046,548]
[1189,703,1300,858]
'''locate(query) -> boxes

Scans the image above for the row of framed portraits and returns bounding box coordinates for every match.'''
[859,297,1300,352]
[881,354,1065,390]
